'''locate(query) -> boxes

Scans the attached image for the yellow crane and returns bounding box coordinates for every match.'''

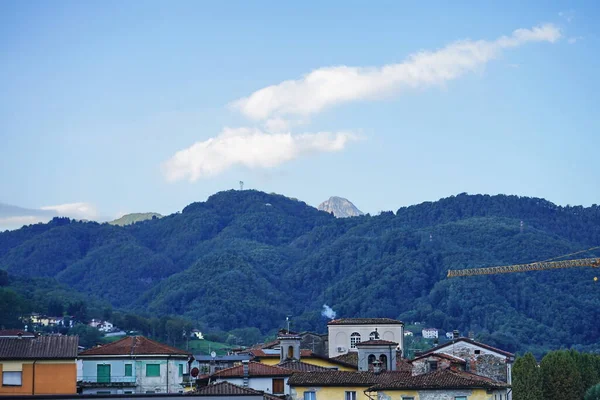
[447,257,600,278]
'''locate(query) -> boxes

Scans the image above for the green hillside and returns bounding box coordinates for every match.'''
[1,190,599,357]
[109,212,162,226]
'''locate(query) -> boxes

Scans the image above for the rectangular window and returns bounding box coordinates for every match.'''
[2,372,22,386]
[178,364,184,377]
[96,391,111,395]
[272,378,284,394]
[345,391,357,400]
[304,391,316,400]
[402,398,415,400]
[455,397,467,400]
[125,364,132,377]
[429,361,438,371]
[146,364,160,377]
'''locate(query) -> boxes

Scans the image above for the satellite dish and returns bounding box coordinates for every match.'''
[211,351,216,358]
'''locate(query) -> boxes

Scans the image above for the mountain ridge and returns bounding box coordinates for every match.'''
[1,190,599,356]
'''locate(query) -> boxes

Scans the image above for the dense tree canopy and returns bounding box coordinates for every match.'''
[1,190,600,355]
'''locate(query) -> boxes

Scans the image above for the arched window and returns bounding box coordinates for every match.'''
[350,332,361,348]
[379,354,388,370]
[369,331,379,340]
[287,346,294,359]
[368,354,376,370]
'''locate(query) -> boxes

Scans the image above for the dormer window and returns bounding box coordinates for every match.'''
[429,361,438,371]
[350,332,361,348]
[369,331,379,340]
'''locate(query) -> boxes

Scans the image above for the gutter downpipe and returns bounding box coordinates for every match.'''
[166,355,170,393]
[389,345,392,371]
[364,389,376,400]
[32,360,37,395]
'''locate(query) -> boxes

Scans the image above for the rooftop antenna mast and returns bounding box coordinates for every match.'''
[286,316,291,333]
[239,181,244,191]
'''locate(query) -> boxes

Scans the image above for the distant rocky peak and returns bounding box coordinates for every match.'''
[318,196,364,218]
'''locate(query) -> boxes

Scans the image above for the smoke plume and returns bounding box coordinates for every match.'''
[321,304,337,320]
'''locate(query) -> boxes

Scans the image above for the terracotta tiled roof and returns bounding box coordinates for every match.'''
[288,370,411,387]
[277,360,333,372]
[331,352,358,367]
[188,381,279,398]
[410,352,466,364]
[79,336,189,357]
[328,318,403,325]
[251,348,313,358]
[396,358,414,372]
[212,361,294,378]
[0,336,78,359]
[356,339,398,346]
[421,337,514,358]
[368,368,510,391]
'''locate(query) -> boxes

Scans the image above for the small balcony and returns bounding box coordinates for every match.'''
[78,376,137,388]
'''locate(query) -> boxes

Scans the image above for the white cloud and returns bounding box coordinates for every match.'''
[568,36,583,44]
[232,24,561,121]
[0,215,51,229]
[40,202,99,221]
[162,127,358,182]
[264,117,292,133]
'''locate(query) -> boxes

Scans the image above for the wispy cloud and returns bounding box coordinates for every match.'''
[232,24,561,121]
[568,36,584,44]
[162,127,358,182]
[0,202,99,231]
[40,202,98,220]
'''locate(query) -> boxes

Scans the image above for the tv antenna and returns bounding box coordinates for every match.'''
[239,181,244,190]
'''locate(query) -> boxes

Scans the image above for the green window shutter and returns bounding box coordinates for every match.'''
[125,364,132,377]
[178,364,183,377]
[146,364,160,377]
[97,364,111,383]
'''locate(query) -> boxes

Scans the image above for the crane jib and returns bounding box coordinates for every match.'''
[447,258,600,278]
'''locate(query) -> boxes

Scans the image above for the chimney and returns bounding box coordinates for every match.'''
[242,360,249,387]
[468,331,474,339]
[372,360,382,375]
[452,330,460,339]
[17,333,23,340]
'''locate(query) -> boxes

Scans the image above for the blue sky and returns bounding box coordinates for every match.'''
[1,1,599,228]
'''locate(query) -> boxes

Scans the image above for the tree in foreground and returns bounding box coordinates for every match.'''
[512,352,542,400]
[585,383,600,400]
[541,350,583,399]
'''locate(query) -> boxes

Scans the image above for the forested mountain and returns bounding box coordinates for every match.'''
[1,190,599,357]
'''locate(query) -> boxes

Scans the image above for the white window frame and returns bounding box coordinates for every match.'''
[2,371,22,386]
[304,391,316,400]
[350,332,361,349]
[345,391,357,400]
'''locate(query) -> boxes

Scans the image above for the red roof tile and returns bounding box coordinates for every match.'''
[421,337,514,358]
[328,318,403,325]
[356,339,398,346]
[410,352,466,364]
[277,360,333,372]
[288,370,411,387]
[0,336,78,359]
[368,368,509,390]
[79,336,189,357]
[331,352,358,367]
[212,361,294,378]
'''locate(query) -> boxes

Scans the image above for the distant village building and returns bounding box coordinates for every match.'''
[327,318,404,358]
[421,328,438,339]
[403,331,413,337]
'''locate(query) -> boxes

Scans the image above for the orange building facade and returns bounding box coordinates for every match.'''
[0,336,79,396]
[0,361,77,395]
